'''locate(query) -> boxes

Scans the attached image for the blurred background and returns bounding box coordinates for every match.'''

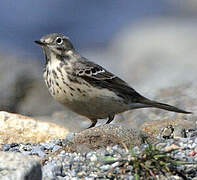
[0,0,196,128]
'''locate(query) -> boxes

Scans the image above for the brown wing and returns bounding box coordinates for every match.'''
[74,58,144,102]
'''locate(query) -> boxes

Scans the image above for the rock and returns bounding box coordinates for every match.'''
[134,83,197,138]
[63,124,149,152]
[0,111,69,144]
[0,151,42,180]
[140,119,196,139]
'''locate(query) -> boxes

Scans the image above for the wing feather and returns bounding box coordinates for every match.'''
[73,58,144,102]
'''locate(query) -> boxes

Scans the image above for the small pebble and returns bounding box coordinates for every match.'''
[90,154,97,162]
[100,164,110,171]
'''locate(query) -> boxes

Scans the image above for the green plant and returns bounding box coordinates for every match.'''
[102,144,193,179]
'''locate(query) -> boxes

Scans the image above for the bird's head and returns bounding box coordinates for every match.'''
[35,33,74,60]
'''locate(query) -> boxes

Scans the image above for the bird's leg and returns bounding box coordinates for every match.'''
[105,115,115,124]
[87,119,97,129]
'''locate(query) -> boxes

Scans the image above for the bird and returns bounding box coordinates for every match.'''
[35,33,191,128]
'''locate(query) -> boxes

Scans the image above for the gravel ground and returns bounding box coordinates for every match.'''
[1,129,197,180]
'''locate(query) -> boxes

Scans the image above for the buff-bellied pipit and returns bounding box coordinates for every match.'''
[35,33,191,128]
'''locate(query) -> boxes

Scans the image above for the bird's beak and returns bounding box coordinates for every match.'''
[34,40,46,46]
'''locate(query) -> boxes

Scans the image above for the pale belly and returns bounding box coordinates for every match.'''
[53,81,129,119]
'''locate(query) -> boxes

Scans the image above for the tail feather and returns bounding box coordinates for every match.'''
[139,98,192,114]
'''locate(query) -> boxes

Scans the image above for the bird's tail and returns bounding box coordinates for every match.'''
[139,98,192,114]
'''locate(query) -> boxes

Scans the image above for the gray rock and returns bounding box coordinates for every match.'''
[0,151,42,180]
[31,145,46,158]
[42,161,62,180]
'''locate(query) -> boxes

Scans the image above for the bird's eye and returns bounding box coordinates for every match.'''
[56,37,63,45]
